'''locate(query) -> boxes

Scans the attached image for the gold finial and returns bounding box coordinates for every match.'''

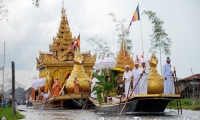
[121,39,126,51]
[62,0,64,8]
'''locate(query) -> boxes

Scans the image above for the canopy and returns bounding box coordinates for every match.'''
[31,77,46,90]
[101,57,117,69]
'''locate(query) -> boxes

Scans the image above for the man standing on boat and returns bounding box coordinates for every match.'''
[132,62,142,94]
[162,57,174,94]
[51,77,61,97]
[74,76,80,93]
[140,59,149,94]
[122,65,133,97]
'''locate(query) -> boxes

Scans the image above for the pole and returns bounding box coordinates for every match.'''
[174,66,182,115]
[12,61,16,116]
[139,3,144,54]
[191,68,195,103]
[1,41,5,107]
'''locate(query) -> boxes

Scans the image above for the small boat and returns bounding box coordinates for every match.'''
[89,94,181,113]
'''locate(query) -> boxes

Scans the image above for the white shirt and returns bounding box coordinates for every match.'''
[132,68,142,80]
[123,71,132,81]
[162,63,173,78]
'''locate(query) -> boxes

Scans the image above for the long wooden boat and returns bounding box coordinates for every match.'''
[30,92,89,109]
[89,94,181,113]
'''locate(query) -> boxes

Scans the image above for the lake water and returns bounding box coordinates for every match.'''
[16,105,200,120]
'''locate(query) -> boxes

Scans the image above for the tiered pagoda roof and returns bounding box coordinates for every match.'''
[116,39,134,69]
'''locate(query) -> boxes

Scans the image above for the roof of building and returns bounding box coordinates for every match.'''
[178,74,200,81]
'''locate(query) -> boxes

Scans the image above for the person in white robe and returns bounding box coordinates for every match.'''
[132,62,142,94]
[139,59,149,94]
[91,78,99,98]
[162,57,174,94]
[122,65,133,97]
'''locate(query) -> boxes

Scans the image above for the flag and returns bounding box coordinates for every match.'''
[73,34,80,49]
[128,5,140,30]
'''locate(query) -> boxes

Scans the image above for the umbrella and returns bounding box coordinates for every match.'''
[101,57,117,69]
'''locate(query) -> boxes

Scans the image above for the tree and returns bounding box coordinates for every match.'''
[92,69,122,104]
[0,0,8,21]
[86,36,114,59]
[32,0,40,7]
[142,10,171,73]
[108,13,133,55]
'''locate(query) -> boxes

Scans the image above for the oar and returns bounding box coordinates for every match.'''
[41,87,55,109]
[174,66,182,115]
[118,83,125,113]
[59,79,68,95]
[120,67,146,114]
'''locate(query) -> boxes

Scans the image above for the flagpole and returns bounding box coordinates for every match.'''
[139,3,144,55]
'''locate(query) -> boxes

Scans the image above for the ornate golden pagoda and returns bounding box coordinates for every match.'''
[36,6,96,92]
[147,53,164,94]
[115,39,134,77]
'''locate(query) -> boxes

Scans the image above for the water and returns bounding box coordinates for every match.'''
[16,105,200,120]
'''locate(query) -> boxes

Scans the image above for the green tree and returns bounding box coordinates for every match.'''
[32,0,40,7]
[0,0,8,21]
[142,10,171,73]
[92,69,122,104]
[86,36,114,59]
[108,13,133,55]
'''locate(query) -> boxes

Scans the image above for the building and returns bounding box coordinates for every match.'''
[177,74,200,98]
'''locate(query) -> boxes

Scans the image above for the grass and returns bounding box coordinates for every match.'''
[167,99,200,110]
[0,106,25,120]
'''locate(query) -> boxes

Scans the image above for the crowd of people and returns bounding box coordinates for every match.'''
[122,57,175,98]
[90,57,176,102]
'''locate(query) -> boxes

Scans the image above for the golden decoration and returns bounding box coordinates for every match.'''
[35,8,95,93]
[116,39,134,77]
[147,53,164,94]
[65,50,91,93]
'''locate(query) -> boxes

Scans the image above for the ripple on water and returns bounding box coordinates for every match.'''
[17,105,200,120]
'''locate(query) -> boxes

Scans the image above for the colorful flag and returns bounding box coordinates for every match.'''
[128,5,140,30]
[73,34,80,49]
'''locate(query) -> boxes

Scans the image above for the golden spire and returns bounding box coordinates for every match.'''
[121,39,126,51]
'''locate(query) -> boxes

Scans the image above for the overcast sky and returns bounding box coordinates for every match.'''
[0,0,200,89]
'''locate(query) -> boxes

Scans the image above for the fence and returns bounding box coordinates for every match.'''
[181,93,200,99]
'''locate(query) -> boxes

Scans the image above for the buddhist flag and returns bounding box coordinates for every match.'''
[128,5,140,30]
[73,34,80,49]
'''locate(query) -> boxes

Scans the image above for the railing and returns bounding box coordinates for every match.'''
[181,93,200,99]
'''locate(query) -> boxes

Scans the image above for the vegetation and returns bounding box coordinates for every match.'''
[167,99,200,110]
[108,13,133,55]
[92,69,123,104]
[142,10,171,73]
[0,0,8,21]
[86,36,114,59]
[0,107,25,120]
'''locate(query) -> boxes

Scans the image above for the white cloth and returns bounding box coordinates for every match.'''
[43,93,49,99]
[140,67,149,94]
[123,71,133,97]
[91,78,99,98]
[132,68,142,94]
[162,63,174,94]
[40,92,44,96]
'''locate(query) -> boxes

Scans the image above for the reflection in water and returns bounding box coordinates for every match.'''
[17,106,200,120]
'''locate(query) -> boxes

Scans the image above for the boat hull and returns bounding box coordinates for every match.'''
[90,94,181,113]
